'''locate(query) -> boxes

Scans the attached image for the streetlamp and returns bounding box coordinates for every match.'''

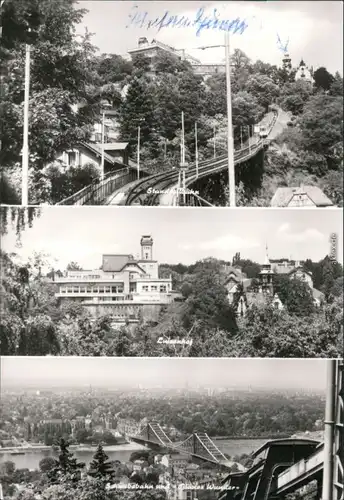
[179,111,188,205]
[100,103,111,181]
[195,122,199,179]
[137,125,140,180]
[22,42,31,206]
[194,35,236,206]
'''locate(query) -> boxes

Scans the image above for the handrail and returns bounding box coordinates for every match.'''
[57,166,146,205]
[277,447,324,490]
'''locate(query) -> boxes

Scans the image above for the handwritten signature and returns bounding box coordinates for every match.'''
[276,33,289,53]
[126,5,249,37]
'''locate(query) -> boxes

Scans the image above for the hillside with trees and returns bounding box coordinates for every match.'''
[1,247,342,358]
[1,1,342,205]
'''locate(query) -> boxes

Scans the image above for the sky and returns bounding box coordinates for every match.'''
[0,357,328,391]
[2,207,343,270]
[76,1,343,74]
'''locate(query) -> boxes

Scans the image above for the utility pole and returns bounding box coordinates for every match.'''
[213,124,216,158]
[178,111,187,205]
[100,110,105,181]
[22,43,31,206]
[247,125,251,154]
[225,32,235,207]
[195,122,199,179]
[137,125,140,180]
[240,126,243,149]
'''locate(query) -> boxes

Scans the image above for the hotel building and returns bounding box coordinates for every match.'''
[54,236,174,323]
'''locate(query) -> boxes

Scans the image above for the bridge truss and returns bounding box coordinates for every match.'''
[130,421,227,465]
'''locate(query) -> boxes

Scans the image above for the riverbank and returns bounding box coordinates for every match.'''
[0,441,145,454]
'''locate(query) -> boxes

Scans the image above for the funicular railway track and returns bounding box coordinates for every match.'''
[125,110,278,206]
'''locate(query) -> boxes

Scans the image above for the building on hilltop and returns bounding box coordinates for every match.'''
[281,53,314,85]
[225,247,324,317]
[128,38,225,78]
[295,58,314,84]
[54,236,174,326]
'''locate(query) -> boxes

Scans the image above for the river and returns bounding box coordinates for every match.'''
[0,438,269,471]
[0,443,146,470]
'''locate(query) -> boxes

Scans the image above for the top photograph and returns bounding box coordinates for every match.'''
[0,0,343,207]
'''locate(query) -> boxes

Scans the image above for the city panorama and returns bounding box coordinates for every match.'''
[0,357,342,500]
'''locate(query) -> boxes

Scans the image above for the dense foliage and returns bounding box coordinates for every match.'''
[0,440,167,500]
[0,0,106,204]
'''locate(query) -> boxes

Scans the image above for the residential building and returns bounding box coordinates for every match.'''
[271,186,333,207]
[54,236,174,324]
[225,248,324,316]
[161,452,189,472]
[56,141,130,175]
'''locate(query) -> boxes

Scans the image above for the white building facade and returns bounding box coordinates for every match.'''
[54,236,173,320]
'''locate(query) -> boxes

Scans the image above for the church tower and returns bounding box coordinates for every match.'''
[282,53,292,73]
[140,235,153,260]
[259,245,274,294]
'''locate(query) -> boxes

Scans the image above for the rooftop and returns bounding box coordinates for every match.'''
[252,437,321,458]
[271,186,333,207]
[102,142,129,151]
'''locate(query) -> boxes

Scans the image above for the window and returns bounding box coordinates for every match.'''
[67,151,76,166]
[80,287,86,293]
[118,288,124,293]
[160,285,167,293]
[151,286,157,291]
[142,286,149,292]
[145,253,148,259]
[104,286,111,293]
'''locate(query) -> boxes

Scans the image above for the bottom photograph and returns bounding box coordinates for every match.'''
[0,357,343,500]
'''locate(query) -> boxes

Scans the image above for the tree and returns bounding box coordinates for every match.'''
[48,439,85,483]
[329,71,343,96]
[298,94,343,156]
[119,77,156,150]
[245,75,280,110]
[88,444,114,480]
[313,66,334,91]
[279,80,313,115]
[1,0,103,202]
[273,275,315,316]
[236,303,342,358]
[232,91,265,128]
[66,262,83,271]
[93,53,133,84]
[39,457,56,473]
[182,264,238,334]
[0,461,16,476]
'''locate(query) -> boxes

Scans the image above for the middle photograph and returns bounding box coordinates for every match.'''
[0,206,343,358]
